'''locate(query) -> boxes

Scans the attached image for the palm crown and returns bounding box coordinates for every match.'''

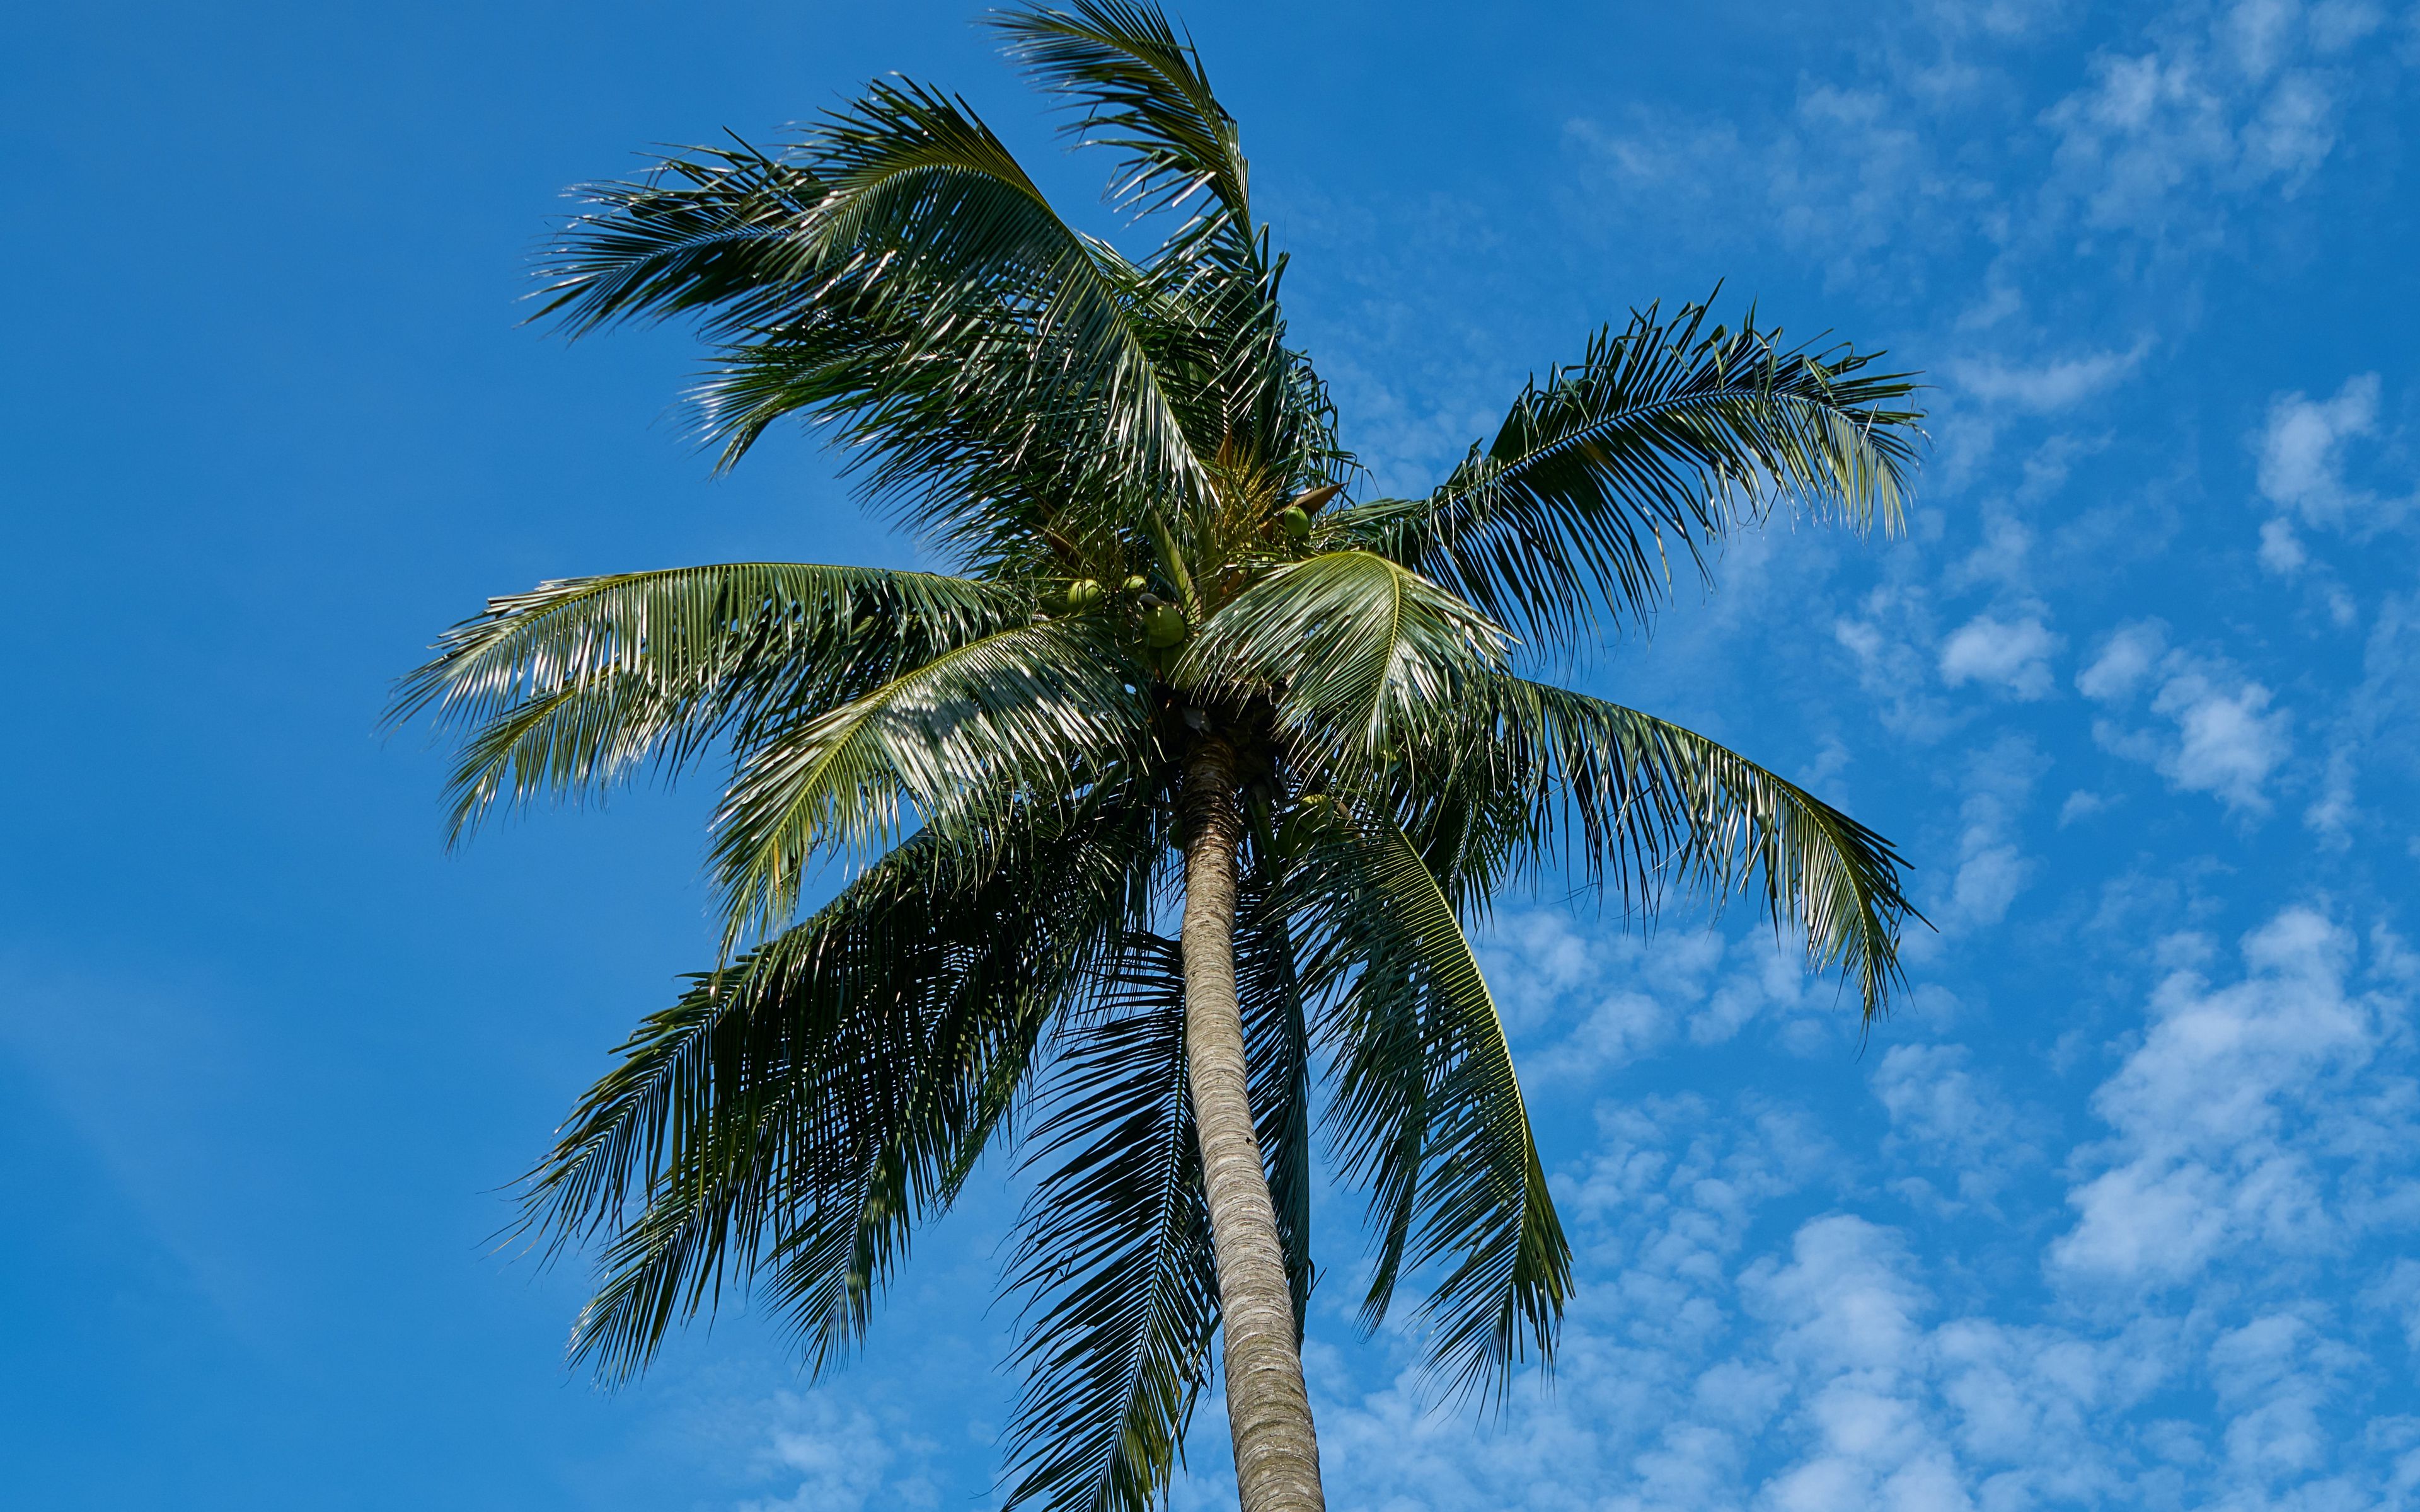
[393,6,1923,1510]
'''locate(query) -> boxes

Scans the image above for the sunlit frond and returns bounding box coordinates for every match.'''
[991,0,1254,273]
[389,563,1023,840]
[710,616,1153,941]
[1329,297,1921,651]
[531,139,827,339]
[1177,551,1506,776]
[539,84,1225,556]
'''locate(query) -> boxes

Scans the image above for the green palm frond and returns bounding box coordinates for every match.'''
[1488,680,1917,1017]
[710,616,1153,941]
[1004,934,1220,1512]
[1293,801,1570,1402]
[389,563,1023,840]
[541,79,1225,549]
[1329,297,1920,650]
[1177,551,1507,775]
[991,0,1253,273]
[527,792,1159,1383]
[531,139,827,339]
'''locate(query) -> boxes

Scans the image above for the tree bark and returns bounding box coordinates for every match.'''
[1180,737,1327,1512]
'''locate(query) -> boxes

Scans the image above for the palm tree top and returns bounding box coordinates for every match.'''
[392,6,1925,1509]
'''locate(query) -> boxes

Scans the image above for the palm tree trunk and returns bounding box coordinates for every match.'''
[1180,737,1327,1512]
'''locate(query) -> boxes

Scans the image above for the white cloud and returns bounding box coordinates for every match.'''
[1478,910,1722,1080]
[2148,664,2293,812]
[2042,6,2358,236]
[2079,623,2292,813]
[2076,619,2169,702]
[1836,585,1961,741]
[2370,1258,2420,1352]
[735,1392,940,1512]
[1947,345,2146,413]
[2053,908,2401,1285]
[2304,743,2356,845]
[2300,594,2420,848]
[2045,50,2237,229]
[1872,1045,2034,1204]
[1940,611,2063,699]
[2058,789,2112,826]
[2239,68,2338,183]
[2256,372,2391,536]
[2256,515,2308,575]
[1478,904,1886,1080]
[1938,735,2046,936]
[2224,0,2301,79]
[1949,513,2036,590]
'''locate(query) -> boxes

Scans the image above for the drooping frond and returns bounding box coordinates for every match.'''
[1328,297,1921,651]
[526,791,1161,1383]
[1480,679,1918,1019]
[1004,936,1220,1512]
[389,563,1023,840]
[1291,801,1571,1402]
[1178,551,1507,776]
[710,616,1153,941]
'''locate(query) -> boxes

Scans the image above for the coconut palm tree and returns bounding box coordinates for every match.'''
[392,5,1922,1510]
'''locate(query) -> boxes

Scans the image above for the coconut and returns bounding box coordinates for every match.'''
[1144,603,1188,648]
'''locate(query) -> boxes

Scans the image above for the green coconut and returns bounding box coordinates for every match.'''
[1278,505,1311,539]
[1067,578,1104,611]
[1143,602,1188,648]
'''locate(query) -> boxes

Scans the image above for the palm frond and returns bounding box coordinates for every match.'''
[1328,297,1921,651]
[389,563,1023,840]
[538,81,1226,552]
[1485,679,1918,1018]
[710,616,1153,941]
[1003,934,1220,1512]
[1291,801,1570,1402]
[1177,551,1507,776]
[531,138,827,339]
[991,0,1253,272]
[526,790,1161,1383]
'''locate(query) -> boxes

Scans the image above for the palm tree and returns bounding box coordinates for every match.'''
[393,5,1923,1510]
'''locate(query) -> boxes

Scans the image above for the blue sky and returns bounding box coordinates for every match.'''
[6,1,2418,1508]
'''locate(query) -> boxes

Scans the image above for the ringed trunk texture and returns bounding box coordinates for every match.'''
[1180,738,1327,1512]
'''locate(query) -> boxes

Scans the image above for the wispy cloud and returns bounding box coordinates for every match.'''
[1282,905,2418,1512]
[2080,621,2294,813]
[1947,345,2148,414]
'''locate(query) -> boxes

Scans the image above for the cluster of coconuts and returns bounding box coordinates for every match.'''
[1051,572,1190,647]
[1051,483,1344,650]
